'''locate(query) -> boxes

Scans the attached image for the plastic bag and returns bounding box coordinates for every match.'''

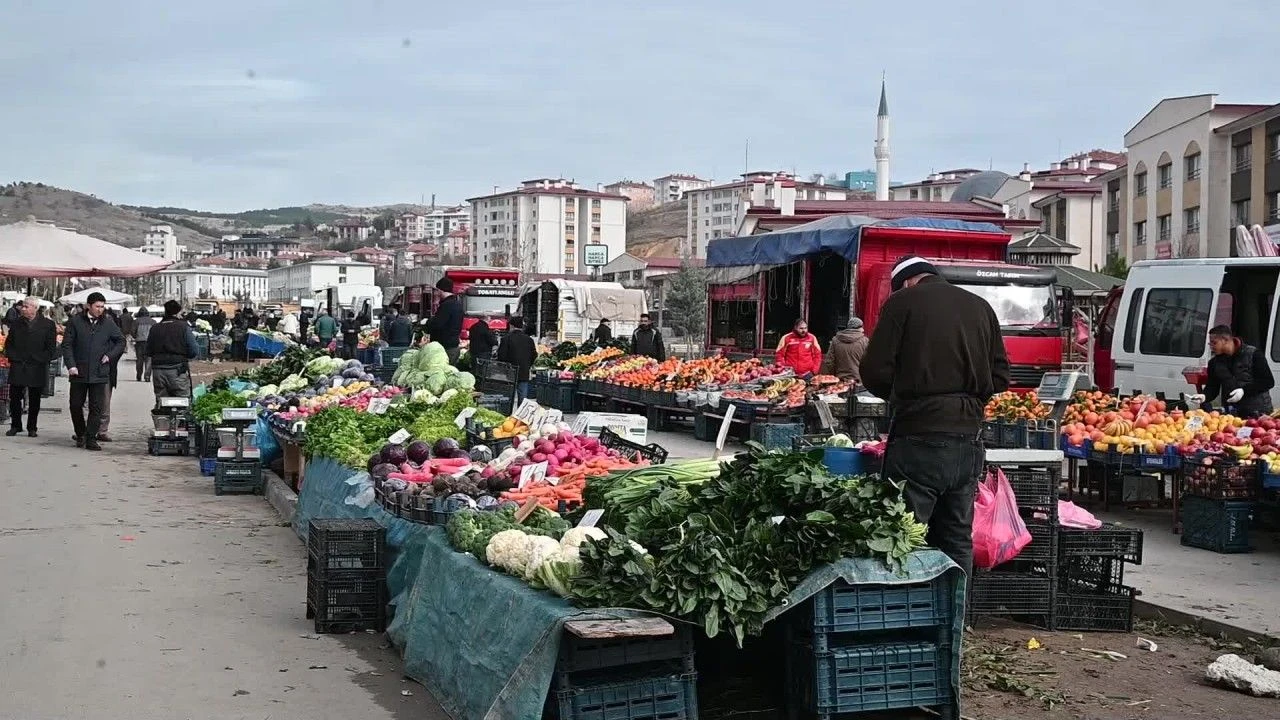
[972,466,1033,569]
[1058,500,1102,529]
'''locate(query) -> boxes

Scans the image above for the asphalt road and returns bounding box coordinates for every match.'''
[0,362,448,719]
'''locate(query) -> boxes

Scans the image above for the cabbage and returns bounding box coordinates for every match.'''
[452,372,476,391]
[255,384,279,398]
[399,349,420,369]
[826,433,855,448]
[419,342,450,371]
[425,371,449,395]
[538,554,580,598]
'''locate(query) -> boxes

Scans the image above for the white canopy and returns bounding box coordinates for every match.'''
[59,286,135,305]
[0,216,172,278]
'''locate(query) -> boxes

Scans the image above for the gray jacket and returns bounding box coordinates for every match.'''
[62,313,125,384]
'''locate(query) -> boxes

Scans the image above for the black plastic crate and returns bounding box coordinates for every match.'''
[1053,581,1135,633]
[306,568,387,634]
[1180,497,1253,553]
[307,518,386,570]
[993,518,1057,565]
[381,345,411,367]
[548,382,581,413]
[214,459,263,495]
[1181,455,1258,500]
[794,577,957,638]
[465,423,516,455]
[598,427,668,465]
[786,640,954,717]
[557,627,694,677]
[148,436,190,456]
[1057,554,1125,591]
[1058,524,1143,564]
[968,570,1053,627]
[990,464,1060,510]
[553,671,697,720]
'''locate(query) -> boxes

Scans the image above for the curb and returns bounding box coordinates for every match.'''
[1134,599,1279,644]
[265,474,298,525]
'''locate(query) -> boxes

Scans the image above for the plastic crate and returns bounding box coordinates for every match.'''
[557,627,694,677]
[787,641,953,716]
[981,421,1000,446]
[749,421,804,452]
[465,423,516,455]
[306,568,387,634]
[148,436,190,456]
[994,518,1057,565]
[553,672,697,720]
[598,427,668,464]
[997,421,1023,448]
[547,382,581,413]
[968,570,1053,626]
[1263,470,1280,490]
[1058,524,1143,564]
[307,518,386,570]
[693,414,715,442]
[214,459,263,495]
[796,577,956,637]
[1137,447,1179,470]
[1180,497,1253,553]
[381,346,410,367]
[199,457,217,476]
[1053,581,1135,633]
[1181,455,1258,500]
[1061,437,1090,460]
[991,464,1059,510]
[1056,554,1125,590]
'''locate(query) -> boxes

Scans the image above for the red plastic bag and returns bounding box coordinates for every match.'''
[972,466,1033,569]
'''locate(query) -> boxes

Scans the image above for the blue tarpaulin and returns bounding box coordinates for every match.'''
[706,214,1006,268]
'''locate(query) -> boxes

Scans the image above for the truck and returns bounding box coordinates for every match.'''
[704,215,1070,391]
[517,279,647,343]
[404,265,521,335]
[315,283,384,323]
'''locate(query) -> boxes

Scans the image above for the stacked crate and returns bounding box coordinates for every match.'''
[1179,455,1257,553]
[968,451,1061,629]
[549,619,697,720]
[784,576,961,720]
[1054,524,1142,632]
[306,519,387,634]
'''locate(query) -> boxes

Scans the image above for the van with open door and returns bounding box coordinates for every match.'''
[1105,257,1280,404]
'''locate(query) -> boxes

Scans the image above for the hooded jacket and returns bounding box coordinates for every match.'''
[820,328,869,384]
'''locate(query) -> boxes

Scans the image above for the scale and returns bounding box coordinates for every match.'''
[214,405,264,495]
[1035,371,1087,424]
[147,396,191,455]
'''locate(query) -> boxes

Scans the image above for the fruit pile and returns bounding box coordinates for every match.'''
[984,391,1051,422]
[562,347,624,371]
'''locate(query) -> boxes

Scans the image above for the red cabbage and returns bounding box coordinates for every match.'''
[406,440,432,464]
[381,443,408,466]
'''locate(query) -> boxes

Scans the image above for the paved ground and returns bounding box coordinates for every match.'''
[0,360,447,719]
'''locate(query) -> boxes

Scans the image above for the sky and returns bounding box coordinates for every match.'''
[1,0,1276,212]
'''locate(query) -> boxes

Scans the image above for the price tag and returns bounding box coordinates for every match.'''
[1185,416,1204,432]
[542,409,563,426]
[513,399,541,425]
[332,378,343,389]
[713,405,736,458]
[514,498,540,524]
[1236,427,1254,440]
[388,428,411,445]
[291,420,307,434]
[518,461,548,489]
[571,415,590,435]
[368,397,391,415]
[1135,399,1150,418]
[818,393,845,405]
[454,406,477,428]
[770,515,786,525]
[578,509,604,528]
[814,398,835,431]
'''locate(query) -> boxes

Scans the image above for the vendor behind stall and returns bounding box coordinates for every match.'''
[776,318,822,377]
[819,317,868,384]
[1190,324,1275,418]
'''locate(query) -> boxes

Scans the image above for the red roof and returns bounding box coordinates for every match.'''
[405,243,438,254]
[350,246,391,256]
[447,228,469,239]
[308,250,347,258]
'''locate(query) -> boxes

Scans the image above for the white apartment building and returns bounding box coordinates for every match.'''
[159,268,269,302]
[267,258,377,301]
[684,172,849,257]
[654,174,711,204]
[141,224,185,262]
[467,179,627,275]
[397,206,469,242]
[604,181,657,211]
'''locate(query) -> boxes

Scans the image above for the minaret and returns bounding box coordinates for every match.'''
[874,77,891,201]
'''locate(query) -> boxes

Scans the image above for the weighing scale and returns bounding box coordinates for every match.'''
[147,396,191,456]
[214,406,263,495]
[1035,370,1087,425]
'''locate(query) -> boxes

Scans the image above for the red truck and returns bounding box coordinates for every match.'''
[704,217,1069,391]
[403,265,521,336]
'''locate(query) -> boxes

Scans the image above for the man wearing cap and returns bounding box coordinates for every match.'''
[861,255,1010,579]
[425,277,464,364]
[62,291,125,451]
[820,317,869,385]
[148,300,200,403]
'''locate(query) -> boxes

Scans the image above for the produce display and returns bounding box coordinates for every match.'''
[984,390,1052,422]
[391,342,476,396]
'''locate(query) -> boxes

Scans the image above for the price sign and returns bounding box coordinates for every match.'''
[1236,427,1254,440]
[1185,416,1204,432]
[291,420,307,434]
[814,398,836,431]
[388,428,411,445]
[514,498,540,524]
[571,415,590,435]
[332,378,344,389]
[367,397,391,415]
[770,515,786,525]
[578,509,604,528]
[518,461,548,489]
[513,399,541,425]
[454,406,477,428]
[541,409,563,426]
[713,405,736,458]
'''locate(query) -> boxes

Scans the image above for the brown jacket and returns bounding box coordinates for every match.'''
[820,328,869,384]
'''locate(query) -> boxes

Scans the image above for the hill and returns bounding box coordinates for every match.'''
[626,200,687,258]
[0,182,216,249]
[127,204,354,231]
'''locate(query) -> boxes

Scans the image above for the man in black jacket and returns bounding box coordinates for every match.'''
[4,297,57,437]
[861,256,1010,579]
[426,278,464,365]
[631,313,665,360]
[62,291,125,450]
[1192,325,1275,418]
[592,318,612,345]
[148,300,200,403]
[496,316,537,401]
[381,305,413,347]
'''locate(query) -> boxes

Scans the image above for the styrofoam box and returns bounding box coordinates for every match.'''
[572,412,648,444]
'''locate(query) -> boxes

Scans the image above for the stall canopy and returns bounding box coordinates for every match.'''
[706,215,1007,277]
[0,216,173,278]
[59,286,135,306]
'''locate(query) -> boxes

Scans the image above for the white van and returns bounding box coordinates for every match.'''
[1106,257,1280,405]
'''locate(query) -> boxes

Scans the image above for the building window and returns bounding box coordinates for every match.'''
[1134,171,1147,196]
[1184,206,1201,234]
[909,188,919,200]
[1107,188,1119,211]
[1134,220,1147,245]
[1185,153,1201,181]
[1140,289,1213,357]
[1234,143,1252,172]
[1268,192,1280,223]
[1157,163,1172,189]
[1233,199,1251,225]
[1107,232,1119,256]
[1158,214,1171,242]
[1269,133,1280,162]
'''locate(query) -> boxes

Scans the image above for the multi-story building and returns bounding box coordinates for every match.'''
[1119,95,1270,260]
[684,171,850,257]
[267,258,377,302]
[349,246,394,269]
[214,232,302,261]
[653,174,711,204]
[1212,102,1280,237]
[394,243,438,279]
[332,218,373,244]
[158,267,270,302]
[603,181,656,211]
[890,169,985,202]
[467,178,627,275]
[395,206,469,242]
[140,224,185,262]
[444,228,470,259]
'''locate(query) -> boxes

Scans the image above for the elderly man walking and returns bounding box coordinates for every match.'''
[62,292,125,451]
[4,297,58,437]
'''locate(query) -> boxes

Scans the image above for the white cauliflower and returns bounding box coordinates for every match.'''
[524,536,563,581]
[559,526,607,552]
[486,529,535,574]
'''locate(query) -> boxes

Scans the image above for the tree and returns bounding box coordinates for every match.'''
[1100,254,1129,280]
[661,263,707,342]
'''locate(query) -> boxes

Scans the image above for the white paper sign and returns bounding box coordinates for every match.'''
[368,397,391,415]
[388,428,411,445]
[513,399,541,425]
[770,515,786,525]
[578,509,605,527]
[1185,416,1204,432]
[454,406,477,428]
[571,415,589,435]
[332,378,344,389]
[814,398,836,431]
[1236,427,1254,440]
[291,420,307,434]
[518,461,548,489]
[714,405,736,456]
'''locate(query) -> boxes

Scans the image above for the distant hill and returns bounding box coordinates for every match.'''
[0,182,215,249]
[126,204,354,232]
[626,200,687,258]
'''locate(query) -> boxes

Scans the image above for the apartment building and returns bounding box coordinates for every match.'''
[684,171,849,257]
[158,267,270,302]
[267,257,377,302]
[396,206,469,242]
[214,232,302,261]
[890,169,985,202]
[653,174,711,204]
[333,218,373,244]
[603,180,656,211]
[467,179,627,274]
[140,224,185,262]
[1212,103,1280,235]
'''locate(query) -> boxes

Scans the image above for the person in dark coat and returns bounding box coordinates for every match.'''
[592,318,612,345]
[496,316,537,401]
[133,307,156,382]
[2,302,19,330]
[148,300,200,403]
[819,317,870,385]
[1192,324,1276,418]
[382,305,413,348]
[631,313,665,360]
[426,278,464,365]
[860,256,1010,580]
[468,319,497,361]
[298,309,311,345]
[61,291,125,450]
[4,297,57,437]
[230,312,249,362]
[340,311,360,360]
[211,307,227,334]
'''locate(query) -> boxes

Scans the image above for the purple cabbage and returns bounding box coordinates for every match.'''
[381,443,408,466]
[406,440,432,464]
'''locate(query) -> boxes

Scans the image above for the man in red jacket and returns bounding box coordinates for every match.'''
[776,319,822,376]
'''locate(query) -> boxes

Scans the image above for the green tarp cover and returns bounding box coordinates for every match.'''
[295,457,964,720]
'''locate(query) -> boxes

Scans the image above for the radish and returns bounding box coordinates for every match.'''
[531,452,547,463]
[554,448,569,461]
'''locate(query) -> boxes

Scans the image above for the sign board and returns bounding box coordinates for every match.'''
[583,244,609,267]
[513,399,542,426]
[388,428,411,445]
[1185,415,1204,432]
[367,397,392,415]
[1236,427,1255,440]
[454,406,477,428]
[713,405,736,457]
[578,509,605,528]
[814,398,836,430]
[514,498,540,524]
[518,461,548,489]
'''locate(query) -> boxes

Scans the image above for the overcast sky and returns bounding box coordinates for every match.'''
[1,0,1275,212]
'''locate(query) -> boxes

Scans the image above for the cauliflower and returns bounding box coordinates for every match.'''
[524,536,563,581]
[486,530,534,574]
[560,526,607,552]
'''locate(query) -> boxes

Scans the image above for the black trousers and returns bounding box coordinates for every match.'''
[8,385,42,431]
[882,433,985,580]
[344,341,358,360]
[68,382,107,441]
